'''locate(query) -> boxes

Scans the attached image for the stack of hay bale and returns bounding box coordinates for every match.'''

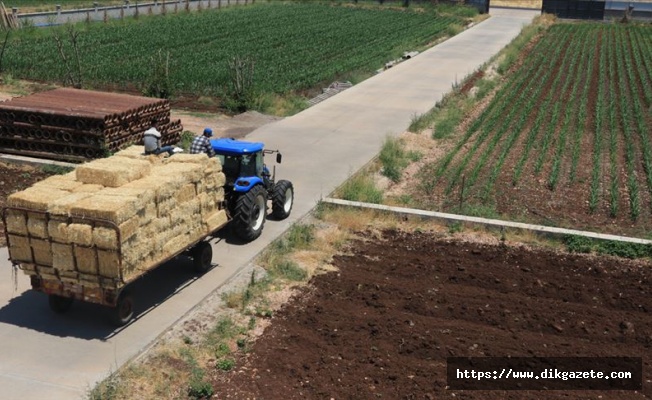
[4,146,227,289]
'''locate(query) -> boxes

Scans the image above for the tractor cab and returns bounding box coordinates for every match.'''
[210,137,292,242]
[211,138,281,192]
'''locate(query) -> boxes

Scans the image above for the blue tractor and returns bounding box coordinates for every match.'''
[211,138,294,242]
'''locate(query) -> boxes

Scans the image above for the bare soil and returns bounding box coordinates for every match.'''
[212,230,652,399]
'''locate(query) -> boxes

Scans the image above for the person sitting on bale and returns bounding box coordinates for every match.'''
[143,122,182,156]
[190,128,216,158]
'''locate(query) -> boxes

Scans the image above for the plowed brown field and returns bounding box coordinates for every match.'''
[212,230,652,399]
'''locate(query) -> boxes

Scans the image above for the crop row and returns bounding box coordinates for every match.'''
[5,3,468,95]
[432,23,652,221]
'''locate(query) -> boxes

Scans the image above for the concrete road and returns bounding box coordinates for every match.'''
[0,8,539,400]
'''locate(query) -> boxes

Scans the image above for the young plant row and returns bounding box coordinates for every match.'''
[6,3,467,95]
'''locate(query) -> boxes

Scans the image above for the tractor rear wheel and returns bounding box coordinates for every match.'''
[271,180,294,220]
[232,185,267,242]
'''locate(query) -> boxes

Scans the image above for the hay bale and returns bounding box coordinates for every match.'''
[26,213,48,238]
[204,157,223,173]
[157,197,177,218]
[7,234,32,263]
[48,218,69,243]
[114,145,163,164]
[155,163,203,184]
[52,243,74,271]
[75,246,98,275]
[93,227,118,250]
[7,187,69,211]
[68,223,93,246]
[162,234,190,261]
[138,203,157,226]
[97,250,120,278]
[203,210,229,234]
[20,263,37,272]
[32,174,83,192]
[123,174,181,203]
[70,195,142,224]
[71,184,105,194]
[31,238,53,266]
[163,153,209,164]
[76,157,152,188]
[99,186,155,205]
[174,183,196,204]
[119,216,140,242]
[47,192,93,216]
[5,210,27,234]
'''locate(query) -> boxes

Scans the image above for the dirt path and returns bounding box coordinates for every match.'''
[212,230,652,399]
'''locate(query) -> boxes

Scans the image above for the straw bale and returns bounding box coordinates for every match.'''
[67,223,93,246]
[20,263,37,272]
[188,226,206,244]
[70,195,141,224]
[71,184,104,194]
[31,239,53,266]
[204,210,229,234]
[114,146,164,165]
[76,157,152,188]
[60,275,80,286]
[47,192,94,216]
[138,203,157,226]
[162,234,191,260]
[99,186,156,207]
[97,250,120,278]
[119,216,140,242]
[52,243,74,271]
[92,227,118,250]
[174,183,197,204]
[5,210,27,234]
[48,219,69,243]
[157,197,177,217]
[155,163,203,184]
[26,213,48,238]
[7,234,32,263]
[123,174,181,203]
[79,276,101,288]
[75,246,98,275]
[32,174,83,192]
[38,271,58,281]
[204,157,223,173]
[7,187,69,211]
[164,153,209,164]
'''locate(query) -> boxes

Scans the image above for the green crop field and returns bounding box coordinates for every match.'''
[419,23,652,233]
[3,3,472,95]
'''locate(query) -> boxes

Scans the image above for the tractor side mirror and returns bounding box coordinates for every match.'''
[276,153,282,164]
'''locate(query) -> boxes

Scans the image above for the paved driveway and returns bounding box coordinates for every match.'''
[0,8,539,399]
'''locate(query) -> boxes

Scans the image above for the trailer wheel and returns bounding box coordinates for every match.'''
[192,241,213,274]
[233,184,267,242]
[48,295,73,314]
[271,180,294,220]
[111,290,134,327]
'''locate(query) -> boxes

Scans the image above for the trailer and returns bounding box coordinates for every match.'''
[2,140,293,326]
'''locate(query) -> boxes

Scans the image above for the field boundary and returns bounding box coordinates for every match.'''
[322,197,652,245]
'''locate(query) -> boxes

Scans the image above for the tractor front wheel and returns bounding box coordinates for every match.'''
[271,180,294,220]
[233,185,267,242]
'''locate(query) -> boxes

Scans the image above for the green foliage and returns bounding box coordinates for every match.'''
[142,49,173,99]
[6,3,465,96]
[564,235,652,259]
[269,224,315,255]
[216,358,235,371]
[41,164,74,175]
[270,260,308,281]
[433,106,462,139]
[87,373,122,400]
[337,172,383,204]
[408,112,429,133]
[187,380,214,400]
[178,130,195,151]
[379,136,409,182]
[474,77,497,99]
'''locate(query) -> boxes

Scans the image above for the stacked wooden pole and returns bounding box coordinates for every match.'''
[0,88,183,162]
